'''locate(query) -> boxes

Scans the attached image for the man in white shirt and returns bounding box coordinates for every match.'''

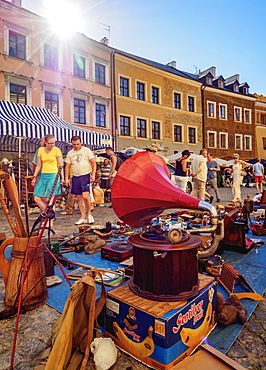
[252,158,264,194]
[190,148,208,201]
[64,136,96,225]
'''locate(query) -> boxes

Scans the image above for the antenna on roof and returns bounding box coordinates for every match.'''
[99,22,110,41]
[193,65,198,74]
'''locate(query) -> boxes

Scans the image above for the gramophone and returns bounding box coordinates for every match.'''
[112,151,224,301]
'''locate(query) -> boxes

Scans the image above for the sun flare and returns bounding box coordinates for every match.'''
[44,0,84,38]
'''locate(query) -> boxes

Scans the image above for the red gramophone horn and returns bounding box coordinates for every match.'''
[112,151,200,227]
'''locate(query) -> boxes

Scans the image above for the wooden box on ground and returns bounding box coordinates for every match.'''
[105,274,216,370]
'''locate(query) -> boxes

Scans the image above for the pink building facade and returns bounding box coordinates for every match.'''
[0,0,113,143]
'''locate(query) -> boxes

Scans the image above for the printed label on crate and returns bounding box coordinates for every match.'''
[106,298,120,314]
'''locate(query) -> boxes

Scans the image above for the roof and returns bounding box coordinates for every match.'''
[115,49,199,82]
[0,100,111,154]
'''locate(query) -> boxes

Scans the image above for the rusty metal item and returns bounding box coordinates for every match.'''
[0,171,27,237]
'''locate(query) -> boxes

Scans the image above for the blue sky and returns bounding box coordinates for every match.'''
[23,0,266,95]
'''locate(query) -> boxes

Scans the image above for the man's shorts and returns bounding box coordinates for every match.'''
[71,174,91,194]
[254,176,263,183]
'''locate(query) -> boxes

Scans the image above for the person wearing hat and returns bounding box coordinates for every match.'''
[174,149,191,192]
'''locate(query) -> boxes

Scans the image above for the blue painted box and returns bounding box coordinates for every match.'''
[105,274,217,370]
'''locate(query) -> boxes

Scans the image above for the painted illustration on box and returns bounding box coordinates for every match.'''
[179,288,215,349]
[106,284,216,369]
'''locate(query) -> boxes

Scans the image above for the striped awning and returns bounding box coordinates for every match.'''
[0,100,111,153]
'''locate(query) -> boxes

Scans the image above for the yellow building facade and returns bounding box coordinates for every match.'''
[254,94,266,159]
[113,52,202,155]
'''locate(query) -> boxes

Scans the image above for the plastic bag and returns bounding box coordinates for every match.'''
[90,337,117,370]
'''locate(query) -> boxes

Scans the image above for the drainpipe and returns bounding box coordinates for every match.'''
[201,85,206,148]
[110,51,118,150]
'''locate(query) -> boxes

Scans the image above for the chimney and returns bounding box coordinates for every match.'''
[198,66,216,78]
[11,0,22,6]
[225,74,240,84]
[100,37,109,45]
[166,61,177,69]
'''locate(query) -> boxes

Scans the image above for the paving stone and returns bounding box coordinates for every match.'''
[238,329,259,343]
[245,320,264,334]
[227,342,247,358]
[232,357,253,369]
[16,338,46,360]
[0,351,23,370]
[24,321,52,343]
[254,310,266,321]
[261,333,266,344]
[245,341,266,357]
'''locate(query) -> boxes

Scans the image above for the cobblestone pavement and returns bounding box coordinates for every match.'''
[0,185,265,369]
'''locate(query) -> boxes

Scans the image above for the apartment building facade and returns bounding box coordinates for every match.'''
[254,94,266,158]
[113,51,203,155]
[199,67,256,160]
[0,0,112,142]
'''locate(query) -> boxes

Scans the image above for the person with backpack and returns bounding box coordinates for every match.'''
[105,146,122,186]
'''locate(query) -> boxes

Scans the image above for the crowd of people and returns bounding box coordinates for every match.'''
[173,149,265,204]
[27,135,265,225]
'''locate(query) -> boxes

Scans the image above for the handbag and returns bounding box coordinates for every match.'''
[240,170,247,177]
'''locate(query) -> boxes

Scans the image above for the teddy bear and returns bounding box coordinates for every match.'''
[216,292,248,326]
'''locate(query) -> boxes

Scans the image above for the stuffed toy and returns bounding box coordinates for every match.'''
[216,292,248,326]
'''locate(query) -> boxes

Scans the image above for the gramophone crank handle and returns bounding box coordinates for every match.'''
[0,193,19,237]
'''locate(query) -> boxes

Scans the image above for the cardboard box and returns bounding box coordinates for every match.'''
[172,343,247,370]
[105,274,216,370]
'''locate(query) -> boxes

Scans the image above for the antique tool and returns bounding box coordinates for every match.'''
[59,227,91,246]
[0,171,27,237]
[0,193,18,237]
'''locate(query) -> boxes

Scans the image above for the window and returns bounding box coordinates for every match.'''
[73,54,85,78]
[44,43,58,69]
[234,107,242,122]
[206,77,212,85]
[152,87,159,104]
[9,30,25,59]
[120,116,130,136]
[96,104,106,127]
[207,101,216,118]
[208,131,216,148]
[244,109,251,124]
[174,125,182,142]
[174,93,181,109]
[235,134,243,150]
[263,138,266,150]
[137,82,145,100]
[261,114,266,125]
[137,118,146,138]
[120,77,129,96]
[188,96,195,112]
[220,132,228,149]
[95,63,105,84]
[10,84,26,104]
[234,85,239,93]
[219,104,227,119]
[74,98,85,124]
[243,87,249,95]
[45,92,59,115]
[244,135,252,151]
[188,127,196,143]
[152,121,160,139]
[218,80,224,88]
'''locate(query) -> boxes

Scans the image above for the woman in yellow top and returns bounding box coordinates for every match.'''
[32,134,63,212]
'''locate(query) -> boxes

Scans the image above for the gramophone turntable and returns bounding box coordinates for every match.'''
[111,151,223,301]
